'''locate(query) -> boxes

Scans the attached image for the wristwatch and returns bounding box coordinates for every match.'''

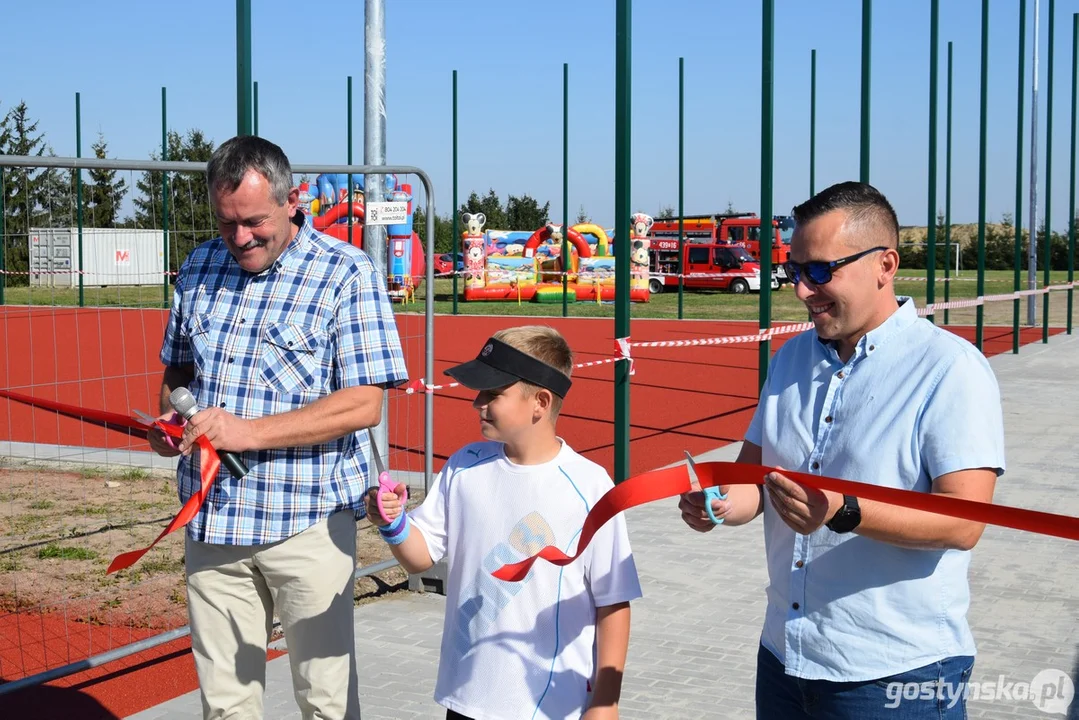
[826,494,861,533]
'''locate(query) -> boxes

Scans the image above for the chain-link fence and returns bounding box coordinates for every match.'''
[0,155,436,693]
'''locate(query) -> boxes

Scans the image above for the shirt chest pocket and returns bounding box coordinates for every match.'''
[187,314,217,378]
[260,322,330,394]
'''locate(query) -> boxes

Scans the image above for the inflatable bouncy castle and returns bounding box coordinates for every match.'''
[460,213,650,303]
[298,173,426,302]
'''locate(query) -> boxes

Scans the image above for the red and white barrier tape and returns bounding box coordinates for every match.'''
[400,283,1079,396]
[629,322,815,349]
[0,269,87,276]
[917,283,1078,314]
[403,346,631,395]
[894,276,979,282]
[0,269,180,277]
[648,272,761,280]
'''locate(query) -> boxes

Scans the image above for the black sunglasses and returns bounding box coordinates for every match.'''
[783,246,888,286]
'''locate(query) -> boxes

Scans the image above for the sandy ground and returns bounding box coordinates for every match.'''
[0,459,421,635]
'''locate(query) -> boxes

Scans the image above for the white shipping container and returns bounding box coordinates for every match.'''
[28,228,167,287]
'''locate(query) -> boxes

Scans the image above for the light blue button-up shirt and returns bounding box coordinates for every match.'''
[745,297,1006,682]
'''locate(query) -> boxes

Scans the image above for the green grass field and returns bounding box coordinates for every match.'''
[1,269,1074,326]
[395,270,1076,326]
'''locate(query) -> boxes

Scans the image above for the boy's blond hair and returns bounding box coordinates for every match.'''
[492,325,573,417]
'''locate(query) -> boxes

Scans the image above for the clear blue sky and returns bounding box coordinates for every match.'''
[2,0,1077,232]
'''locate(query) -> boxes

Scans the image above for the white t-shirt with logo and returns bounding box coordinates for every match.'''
[408,439,642,720]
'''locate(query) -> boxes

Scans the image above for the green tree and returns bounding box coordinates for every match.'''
[83,133,127,227]
[412,206,456,255]
[505,193,550,231]
[575,204,591,224]
[657,204,674,220]
[0,101,74,285]
[459,189,506,230]
[131,129,216,271]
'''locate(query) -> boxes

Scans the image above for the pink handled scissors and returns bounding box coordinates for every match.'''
[368,429,406,525]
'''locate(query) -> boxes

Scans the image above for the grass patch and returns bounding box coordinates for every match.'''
[28,500,55,510]
[3,270,1073,325]
[1,286,172,309]
[79,467,107,480]
[37,544,99,561]
[138,555,184,576]
[119,467,151,481]
[392,271,1076,324]
[9,513,48,534]
[133,500,173,512]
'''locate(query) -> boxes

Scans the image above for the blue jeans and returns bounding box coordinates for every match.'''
[755,644,975,719]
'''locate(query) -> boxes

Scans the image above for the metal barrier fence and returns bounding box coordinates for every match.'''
[0,154,436,693]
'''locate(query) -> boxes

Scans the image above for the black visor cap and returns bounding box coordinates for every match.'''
[444,337,572,398]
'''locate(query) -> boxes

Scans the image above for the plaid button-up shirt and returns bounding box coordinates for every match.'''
[160,213,408,545]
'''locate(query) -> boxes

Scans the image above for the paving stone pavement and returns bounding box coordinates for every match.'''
[130,333,1079,719]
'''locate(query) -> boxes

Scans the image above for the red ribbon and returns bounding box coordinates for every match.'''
[0,389,223,574]
[491,461,1079,582]
[7,389,1079,582]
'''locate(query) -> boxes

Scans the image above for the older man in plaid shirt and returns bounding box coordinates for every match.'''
[147,135,408,720]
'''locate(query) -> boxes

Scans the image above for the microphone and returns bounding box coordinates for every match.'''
[169,387,250,479]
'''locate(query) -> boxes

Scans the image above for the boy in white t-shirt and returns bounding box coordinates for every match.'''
[366,325,642,720]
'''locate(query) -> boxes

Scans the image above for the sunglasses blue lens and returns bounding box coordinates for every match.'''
[806,264,832,284]
[785,262,832,285]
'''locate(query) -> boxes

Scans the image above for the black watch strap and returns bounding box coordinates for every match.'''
[826,494,861,533]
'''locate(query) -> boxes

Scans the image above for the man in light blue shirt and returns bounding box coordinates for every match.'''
[679,181,1005,718]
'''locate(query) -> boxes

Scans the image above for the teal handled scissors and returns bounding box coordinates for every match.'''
[685,451,726,525]
[368,429,406,525]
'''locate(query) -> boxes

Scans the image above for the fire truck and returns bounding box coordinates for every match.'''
[650,212,793,289]
[647,238,762,295]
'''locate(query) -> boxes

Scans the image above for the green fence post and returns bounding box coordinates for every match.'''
[452,70,459,315]
[860,0,872,183]
[678,56,685,319]
[1014,1,1027,353]
[614,0,632,483]
[810,49,816,197]
[348,76,354,246]
[1044,0,1057,343]
[926,0,939,321]
[0,167,5,306]
[759,0,775,391]
[1069,13,1077,334]
[162,87,170,310]
[236,0,253,136]
[563,62,570,317]
[976,0,989,352]
[76,92,85,308]
[945,40,954,325]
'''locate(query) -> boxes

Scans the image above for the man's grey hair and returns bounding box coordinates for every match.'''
[206,135,293,207]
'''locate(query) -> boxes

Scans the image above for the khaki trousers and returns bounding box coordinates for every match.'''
[185,510,360,719]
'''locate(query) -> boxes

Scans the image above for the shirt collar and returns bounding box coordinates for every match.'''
[818,295,918,361]
[266,211,311,274]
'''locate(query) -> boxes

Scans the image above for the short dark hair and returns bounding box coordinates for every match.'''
[791,181,899,248]
[206,135,293,207]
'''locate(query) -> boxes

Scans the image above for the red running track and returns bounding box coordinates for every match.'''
[0,305,1063,716]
